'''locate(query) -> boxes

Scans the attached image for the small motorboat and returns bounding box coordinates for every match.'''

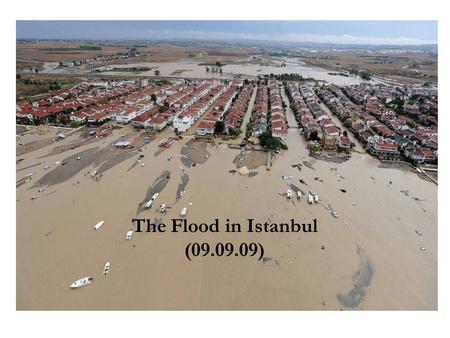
[308,193,314,204]
[70,277,93,289]
[159,203,166,213]
[91,170,97,177]
[297,191,303,199]
[126,230,133,240]
[76,156,81,160]
[151,193,159,200]
[144,200,153,209]
[94,220,104,230]
[181,207,187,216]
[103,262,110,275]
[314,194,319,203]
[31,195,37,200]
[286,189,293,199]
[331,211,339,218]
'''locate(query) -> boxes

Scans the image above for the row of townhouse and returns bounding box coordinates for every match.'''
[70,82,187,124]
[16,83,139,123]
[173,82,224,133]
[196,83,240,136]
[269,81,288,141]
[298,83,347,150]
[250,85,269,136]
[223,84,254,132]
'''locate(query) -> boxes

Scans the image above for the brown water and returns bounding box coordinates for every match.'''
[16,101,437,310]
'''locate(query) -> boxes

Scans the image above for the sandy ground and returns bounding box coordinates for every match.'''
[16,106,437,310]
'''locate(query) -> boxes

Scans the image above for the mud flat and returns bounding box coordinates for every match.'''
[337,246,374,309]
[176,172,189,201]
[233,150,267,169]
[180,140,211,167]
[138,170,171,213]
[34,147,100,187]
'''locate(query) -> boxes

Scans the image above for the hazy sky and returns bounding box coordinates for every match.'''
[16,21,438,45]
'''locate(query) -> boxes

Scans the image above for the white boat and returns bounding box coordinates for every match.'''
[144,200,153,209]
[103,262,110,275]
[314,194,319,203]
[70,277,93,289]
[94,220,104,230]
[76,156,81,160]
[331,211,339,218]
[151,193,159,200]
[308,193,314,204]
[159,203,166,213]
[55,161,61,165]
[91,170,97,177]
[181,207,187,216]
[297,191,303,199]
[286,189,293,199]
[126,230,133,240]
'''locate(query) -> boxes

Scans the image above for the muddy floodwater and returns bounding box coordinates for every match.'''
[17,111,437,310]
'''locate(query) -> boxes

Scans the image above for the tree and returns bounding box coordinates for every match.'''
[214,120,225,134]
[229,128,241,136]
[259,131,283,150]
[310,130,319,141]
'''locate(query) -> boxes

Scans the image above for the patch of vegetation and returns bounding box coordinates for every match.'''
[259,131,286,150]
[214,120,225,134]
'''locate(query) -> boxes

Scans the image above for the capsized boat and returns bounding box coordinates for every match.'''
[181,207,187,216]
[94,220,104,230]
[103,262,110,275]
[70,277,93,289]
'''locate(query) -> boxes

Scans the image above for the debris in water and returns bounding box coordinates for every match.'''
[303,161,315,170]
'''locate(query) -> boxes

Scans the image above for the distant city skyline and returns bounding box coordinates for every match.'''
[16,21,437,45]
